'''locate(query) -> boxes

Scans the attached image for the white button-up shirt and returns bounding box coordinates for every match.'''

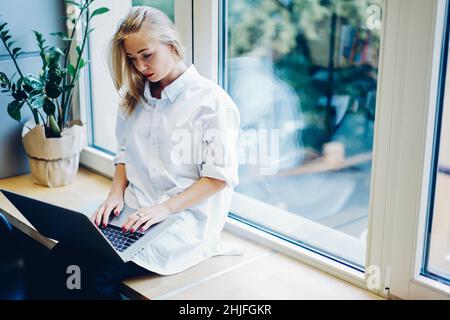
[112,64,243,275]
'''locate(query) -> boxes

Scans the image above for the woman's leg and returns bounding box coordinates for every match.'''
[88,255,153,300]
[44,242,154,300]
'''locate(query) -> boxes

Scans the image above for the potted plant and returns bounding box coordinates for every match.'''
[0,0,109,187]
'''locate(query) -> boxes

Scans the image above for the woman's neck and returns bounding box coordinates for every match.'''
[156,61,188,90]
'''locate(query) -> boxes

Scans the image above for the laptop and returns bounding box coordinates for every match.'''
[1,189,177,263]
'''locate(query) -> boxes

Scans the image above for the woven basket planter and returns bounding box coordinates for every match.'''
[21,119,86,187]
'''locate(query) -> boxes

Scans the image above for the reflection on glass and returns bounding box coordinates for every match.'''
[224,0,382,268]
[132,0,174,21]
[425,44,450,283]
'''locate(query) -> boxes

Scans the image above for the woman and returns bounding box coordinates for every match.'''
[45,6,242,300]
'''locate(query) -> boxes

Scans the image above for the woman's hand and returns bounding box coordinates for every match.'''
[122,203,171,233]
[91,193,125,227]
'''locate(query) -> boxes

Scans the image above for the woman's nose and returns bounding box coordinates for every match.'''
[136,60,148,73]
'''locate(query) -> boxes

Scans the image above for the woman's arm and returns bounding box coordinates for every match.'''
[122,177,226,232]
[109,164,129,197]
[162,176,226,214]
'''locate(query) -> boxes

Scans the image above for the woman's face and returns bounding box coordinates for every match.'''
[123,28,178,83]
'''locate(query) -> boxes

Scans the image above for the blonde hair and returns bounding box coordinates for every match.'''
[107,6,185,115]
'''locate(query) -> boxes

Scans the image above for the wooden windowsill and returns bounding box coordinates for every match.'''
[0,166,382,300]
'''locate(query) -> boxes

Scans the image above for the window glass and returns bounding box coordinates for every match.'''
[424,22,450,285]
[222,0,383,269]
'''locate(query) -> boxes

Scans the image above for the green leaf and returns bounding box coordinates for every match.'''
[45,47,64,66]
[43,98,56,115]
[22,75,44,93]
[50,31,71,42]
[49,31,65,37]
[53,47,65,56]
[11,83,27,100]
[3,35,11,42]
[11,91,21,100]
[29,94,44,109]
[17,89,27,100]
[76,45,82,56]
[90,7,109,19]
[7,100,24,121]
[68,64,76,78]
[48,67,64,85]
[12,47,21,58]
[45,83,62,99]
[0,72,9,85]
[32,30,44,42]
[0,22,7,32]
[79,57,88,69]
[29,89,44,96]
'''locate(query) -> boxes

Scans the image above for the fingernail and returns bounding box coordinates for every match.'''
[121,227,125,233]
[115,211,119,216]
[130,228,135,233]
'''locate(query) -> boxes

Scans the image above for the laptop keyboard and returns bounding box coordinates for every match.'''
[99,224,145,252]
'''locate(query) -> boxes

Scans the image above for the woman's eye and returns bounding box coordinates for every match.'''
[143,54,152,59]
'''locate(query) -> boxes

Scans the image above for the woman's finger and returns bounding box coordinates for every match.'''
[122,211,142,231]
[94,204,106,226]
[113,203,124,217]
[131,214,150,232]
[140,219,155,232]
[102,203,118,227]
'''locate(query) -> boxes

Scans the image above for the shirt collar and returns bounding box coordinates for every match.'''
[143,64,200,106]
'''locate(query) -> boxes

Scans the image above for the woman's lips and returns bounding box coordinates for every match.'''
[145,73,154,78]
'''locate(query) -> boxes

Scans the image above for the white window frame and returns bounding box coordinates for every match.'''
[378,0,450,300]
[75,0,450,299]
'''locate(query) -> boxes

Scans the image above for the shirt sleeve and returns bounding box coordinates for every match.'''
[198,96,241,189]
[112,107,128,166]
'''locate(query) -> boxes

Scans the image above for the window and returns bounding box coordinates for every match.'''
[423,11,450,285]
[132,0,174,21]
[221,0,382,269]
[85,0,184,165]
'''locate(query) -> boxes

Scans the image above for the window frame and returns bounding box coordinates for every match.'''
[382,0,450,299]
[361,0,450,299]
